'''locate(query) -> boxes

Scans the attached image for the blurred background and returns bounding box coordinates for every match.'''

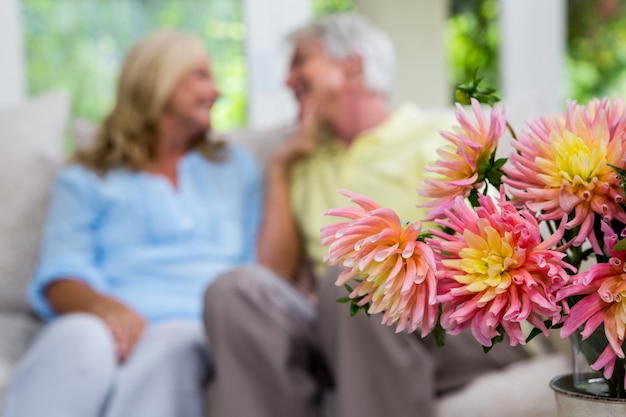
[1,0,624,133]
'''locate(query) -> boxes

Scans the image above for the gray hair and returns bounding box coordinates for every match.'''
[287,13,395,98]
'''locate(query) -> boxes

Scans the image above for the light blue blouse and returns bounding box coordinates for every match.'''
[29,145,262,323]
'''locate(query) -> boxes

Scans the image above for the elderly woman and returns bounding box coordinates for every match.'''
[2,30,261,417]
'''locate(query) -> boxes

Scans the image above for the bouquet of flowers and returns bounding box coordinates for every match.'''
[320,77,626,397]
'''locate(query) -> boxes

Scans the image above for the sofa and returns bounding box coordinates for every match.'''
[0,91,70,406]
[0,91,570,416]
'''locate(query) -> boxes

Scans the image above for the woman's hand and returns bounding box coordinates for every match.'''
[90,297,146,363]
[46,279,146,363]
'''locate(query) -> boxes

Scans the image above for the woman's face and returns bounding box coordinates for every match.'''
[165,55,220,134]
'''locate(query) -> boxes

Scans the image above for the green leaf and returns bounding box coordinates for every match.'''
[486,169,504,187]
[431,304,446,347]
[336,296,351,303]
[432,323,447,347]
[482,339,500,354]
[455,90,471,105]
[609,163,626,178]
[453,68,501,107]
[349,303,359,317]
[468,188,480,207]
[614,238,626,252]
[525,327,544,344]
[457,84,474,92]
[492,158,507,169]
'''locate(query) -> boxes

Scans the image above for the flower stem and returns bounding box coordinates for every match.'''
[506,121,517,140]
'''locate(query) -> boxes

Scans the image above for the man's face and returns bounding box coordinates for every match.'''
[285,40,347,118]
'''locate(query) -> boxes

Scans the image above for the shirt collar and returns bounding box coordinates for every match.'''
[353,102,422,145]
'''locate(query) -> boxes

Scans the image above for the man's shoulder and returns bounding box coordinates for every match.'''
[393,102,456,128]
[370,103,454,150]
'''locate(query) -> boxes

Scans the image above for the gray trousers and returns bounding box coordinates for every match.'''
[2,313,211,417]
[203,265,528,417]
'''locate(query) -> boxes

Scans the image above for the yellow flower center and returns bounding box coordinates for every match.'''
[546,131,608,187]
[445,222,517,302]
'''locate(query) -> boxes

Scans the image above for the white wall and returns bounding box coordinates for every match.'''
[498,0,566,157]
[354,0,450,109]
[500,0,566,116]
[0,0,26,108]
[242,0,312,129]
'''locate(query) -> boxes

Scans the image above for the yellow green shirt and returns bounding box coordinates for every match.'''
[290,103,455,276]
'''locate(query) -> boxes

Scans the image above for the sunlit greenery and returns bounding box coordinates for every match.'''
[28,0,626,129]
[567,0,626,102]
[446,0,499,101]
[22,0,246,131]
[21,0,352,132]
[447,0,626,104]
[313,0,352,15]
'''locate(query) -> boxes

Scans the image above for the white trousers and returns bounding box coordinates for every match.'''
[2,313,211,417]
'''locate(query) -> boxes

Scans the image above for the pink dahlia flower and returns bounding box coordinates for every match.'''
[503,97,626,252]
[419,98,506,221]
[321,189,438,335]
[428,191,574,347]
[559,222,626,383]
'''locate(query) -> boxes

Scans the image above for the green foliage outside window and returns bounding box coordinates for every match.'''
[447,0,626,105]
[446,0,499,100]
[22,0,246,132]
[567,0,626,102]
[22,0,351,134]
[25,0,626,132]
[312,0,352,16]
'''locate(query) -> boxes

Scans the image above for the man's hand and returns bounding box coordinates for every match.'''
[256,99,319,280]
[273,98,320,168]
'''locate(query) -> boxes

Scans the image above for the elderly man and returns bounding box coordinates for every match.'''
[203,13,527,417]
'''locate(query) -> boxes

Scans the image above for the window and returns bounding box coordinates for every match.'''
[21,0,356,133]
[312,0,351,15]
[22,0,246,131]
[567,0,626,102]
[447,0,626,103]
[447,0,499,98]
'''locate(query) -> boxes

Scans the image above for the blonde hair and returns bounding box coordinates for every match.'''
[74,30,225,172]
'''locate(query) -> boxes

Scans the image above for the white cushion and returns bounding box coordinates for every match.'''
[217,125,293,172]
[0,312,41,409]
[0,92,70,312]
[437,353,569,417]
